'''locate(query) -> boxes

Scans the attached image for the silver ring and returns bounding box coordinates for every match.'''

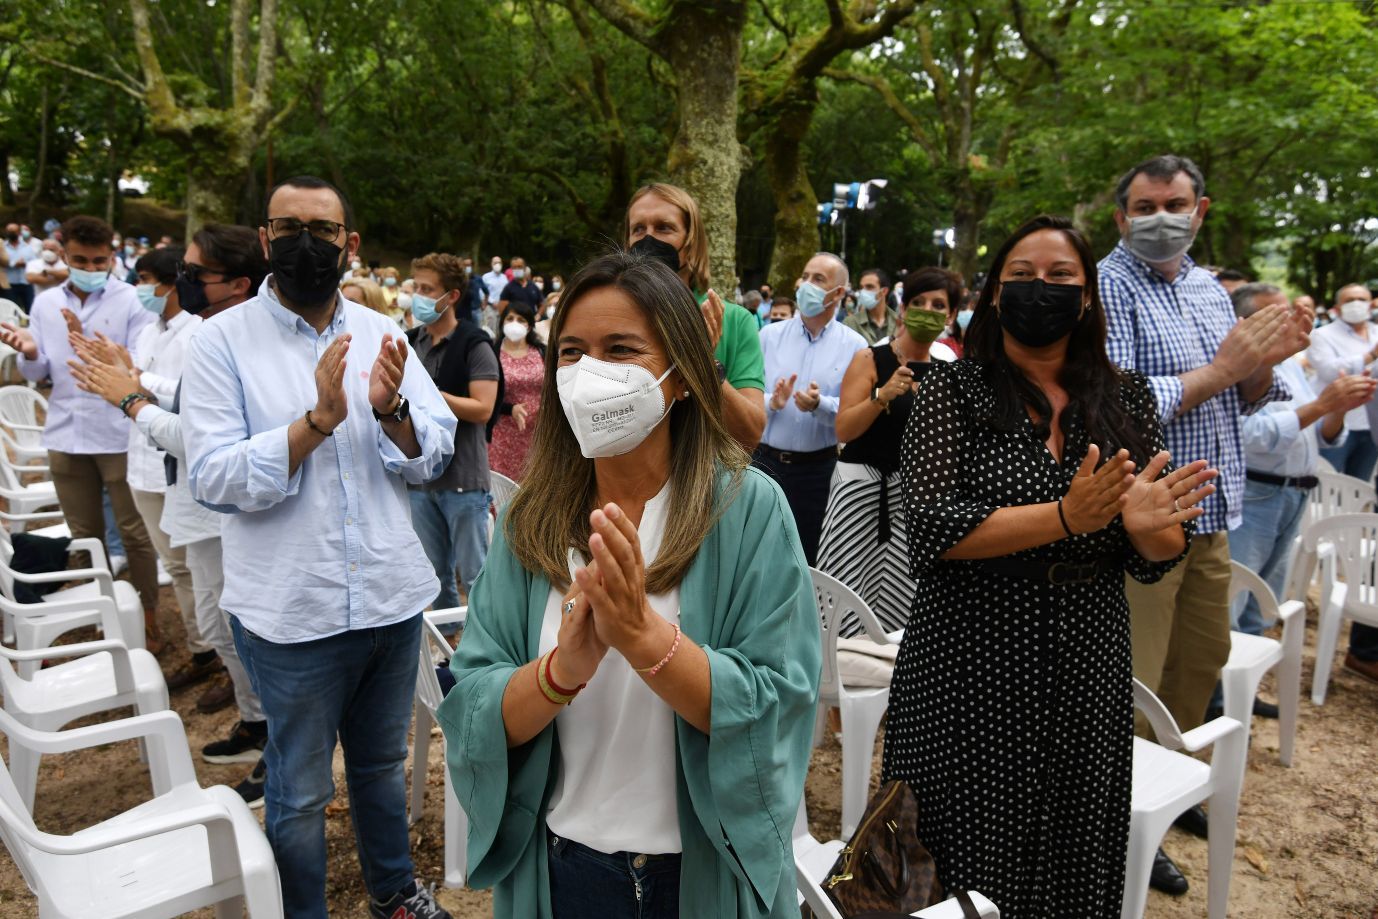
[562,599,576,616]
[1173,498,1182,513]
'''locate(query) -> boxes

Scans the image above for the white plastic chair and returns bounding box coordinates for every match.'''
[408,606,468,888]
[1224,561,1303,766]
[1282,472,1376,606]
[0,596,168,812]
[489,470,519,515]
[0,533,144,677]
[0,451,56,516]
[793,797,1000,918]
[0,302,24,385]
[1123,679,1246,919]
[0,507,68,540]
[0,385,47,453]
[1295,512,1378,705]
[0,423,47,468]
[809,567,902,840]
[0,707,282,918]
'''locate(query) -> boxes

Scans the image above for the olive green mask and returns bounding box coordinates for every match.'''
[904,306,947,343]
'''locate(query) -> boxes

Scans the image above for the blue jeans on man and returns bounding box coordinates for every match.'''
[1228,479,1310,635]
[230,614,422,919]
[408,488,490,612]
[1319,428,1378,481]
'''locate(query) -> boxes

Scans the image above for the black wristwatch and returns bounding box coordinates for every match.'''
[871,387,890,413]
[372,394,410,424]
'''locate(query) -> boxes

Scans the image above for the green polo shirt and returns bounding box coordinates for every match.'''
[695,290,766,390]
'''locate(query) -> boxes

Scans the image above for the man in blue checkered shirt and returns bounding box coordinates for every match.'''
[1098,154,1310,896]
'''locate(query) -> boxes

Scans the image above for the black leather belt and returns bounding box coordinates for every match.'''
[1246,470,1319,491]
[971,556,1118,586]
[757,444,838,465]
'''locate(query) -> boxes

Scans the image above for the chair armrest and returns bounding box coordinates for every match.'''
[1179,715,1243,754]
[0,637,139,693]
[3,422,44,434]
[7,565,114,591]
[67,537,110,572]
[425,606,468,628]
[1276,599,1305,623]
[0,509,65,525]
[0,707,187,760]
[10,802,236,858]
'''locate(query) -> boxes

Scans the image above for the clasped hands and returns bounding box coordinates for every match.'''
[66,319,145,408]
[769,373,822,413]
[550,503,668,689]
[310,333,411,431]
[1062,444,1219,538]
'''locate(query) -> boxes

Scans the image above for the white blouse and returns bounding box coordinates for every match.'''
[541,481,682,855]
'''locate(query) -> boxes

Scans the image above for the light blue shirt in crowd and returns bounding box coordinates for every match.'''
[3,239,40,286]
[758,313,866,453]
[181,277,457,644]
[19,277,155,453]
[1242,358,1343,479]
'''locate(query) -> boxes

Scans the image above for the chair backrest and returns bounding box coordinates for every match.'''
[414,617,454,718]
[0,707,69,898]
[490,471,519,515]
[0,386,44,431]
[1132,677,1188,752]
[1228,560,1281,623]
[0,454,23,492]
[1309,472,1377,528]
[1302,512,1378,612]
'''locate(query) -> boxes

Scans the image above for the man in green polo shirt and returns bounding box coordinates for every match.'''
[626,183,766,449]
[843,267,898,345]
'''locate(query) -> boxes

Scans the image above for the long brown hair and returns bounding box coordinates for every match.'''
[625,183,711,293]
[503,250,749,592]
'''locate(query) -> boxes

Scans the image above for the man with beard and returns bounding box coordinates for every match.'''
[181,176,456,919]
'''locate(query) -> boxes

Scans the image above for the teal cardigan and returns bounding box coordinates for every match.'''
[437,467,821,918]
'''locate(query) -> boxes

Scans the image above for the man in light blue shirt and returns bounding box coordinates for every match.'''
[754,252,866,564]
[1229,284,1373,637]
[3,223,41,312]
[181,176,456,919]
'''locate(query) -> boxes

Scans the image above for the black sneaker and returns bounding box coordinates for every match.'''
[201,720,267,764]
[368,879,452,919]
[234,760,265,810]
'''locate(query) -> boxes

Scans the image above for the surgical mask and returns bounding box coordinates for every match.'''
[411,291,450,325]
[502,321,528,342]
[956,308,974,331]
[464,265,473,276]
[20,229,31,241]
[124,244,136,257]
[552,280,562,292]
[69,267,110,293]
[351,259,362,271]
[512,268,526,279]
[903,307,947,343]
[491,262,502,272]
[1125,208,1198,264]
[856,289,879,311]
[136,283,168,314]
[795,281,833,318]
[270,233,345,307]
[41,250,57,265]
[546,305,556,319]
[630,235,681,274]
[1339,299,1371,325]
[997,279,1084,347]
[383,277,397,288]
[397,292,413,311]
[557,354,677,458]
[534,281,544,292]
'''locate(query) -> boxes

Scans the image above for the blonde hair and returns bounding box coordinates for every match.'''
[626,183,710,293]
[504,250,748,592]
[341,277,388,313]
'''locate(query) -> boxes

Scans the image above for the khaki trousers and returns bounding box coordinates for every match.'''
[48,451,158,610]
[1125,531,1233,735]
[130,488,209,653]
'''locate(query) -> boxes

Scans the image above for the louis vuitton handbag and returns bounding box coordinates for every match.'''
[803,779,979,919]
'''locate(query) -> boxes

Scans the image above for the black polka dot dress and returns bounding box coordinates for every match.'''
[881,360,1192,919]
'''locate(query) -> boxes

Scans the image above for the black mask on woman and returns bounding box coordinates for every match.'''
[270,232,345,307]
[996,279,1084,347]
[629,235,681,275]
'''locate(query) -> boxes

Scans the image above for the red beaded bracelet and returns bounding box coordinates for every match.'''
[635,623,681,678]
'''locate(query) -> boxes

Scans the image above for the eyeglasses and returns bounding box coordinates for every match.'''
[177,261,228,285]
[267,217,346,242]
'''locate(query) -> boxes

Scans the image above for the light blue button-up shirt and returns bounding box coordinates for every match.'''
[1242,358,1342,479]
[181,278,457,643]
[758,314,866,452]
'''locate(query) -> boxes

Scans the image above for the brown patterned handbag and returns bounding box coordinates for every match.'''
[804,779,978,919]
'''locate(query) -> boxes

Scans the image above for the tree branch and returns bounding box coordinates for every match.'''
[528,165,598,230]
[250,0,281,124]
[754,0,792,40]
[825,67,940,162]
[127,0,181,123]
[231,0,251,107]
[22,50,143,102]
[580,0,659,53]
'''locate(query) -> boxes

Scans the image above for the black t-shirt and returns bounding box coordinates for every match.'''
[500,279,543,309]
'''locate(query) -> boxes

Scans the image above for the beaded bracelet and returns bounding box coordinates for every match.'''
[304,409,335,437]
[119,392,151,417]
[635,623,681,677]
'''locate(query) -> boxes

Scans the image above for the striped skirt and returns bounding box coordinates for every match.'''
[816,461,917,637]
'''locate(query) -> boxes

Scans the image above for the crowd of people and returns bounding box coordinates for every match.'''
[0,151,1372,919]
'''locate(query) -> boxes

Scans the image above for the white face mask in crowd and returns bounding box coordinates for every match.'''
[556,354,677,458]
[1124,206,1198,264]
[502,321,528,342]
[1339,298,1372,325]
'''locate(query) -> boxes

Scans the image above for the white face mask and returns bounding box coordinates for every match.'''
[1339,298,1372,325]
[1125,207,1198,264]
[502,321,528,342]
[41,249,58,264]
[556,355,677,458]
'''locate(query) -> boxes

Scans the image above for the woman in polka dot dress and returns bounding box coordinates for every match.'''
[883,216,1218,919]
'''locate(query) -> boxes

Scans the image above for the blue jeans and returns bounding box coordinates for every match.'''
[1319,429,1378,481]
[409,488,490,611]
[230,614,421,918]
[547,830,681,919]
[1229,479,1309,635]
[103,489,125,558]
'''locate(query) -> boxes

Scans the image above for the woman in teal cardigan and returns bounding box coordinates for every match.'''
[438,250,821,919]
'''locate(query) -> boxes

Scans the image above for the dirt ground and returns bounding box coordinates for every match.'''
[0,583,1374,918]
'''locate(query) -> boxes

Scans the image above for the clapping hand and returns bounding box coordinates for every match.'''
[1121,451,1218,537]
[550,583,609,689]
[793,380,821,413]
[0,323,37,360]
[67,358,142,407]
[573,504,655,658]
[1061,444,1137,535]
[701,289,725,350]
[769,374,797,411]
[69,330,135,377]
[369,334,408,416]
[312,335,350,430]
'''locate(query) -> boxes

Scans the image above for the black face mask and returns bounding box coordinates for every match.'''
[270,232,345,307]
[176,276,211,315]
[996,279,1084,348]
[630,235,681,275]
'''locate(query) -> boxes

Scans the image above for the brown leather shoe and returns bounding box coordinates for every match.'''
[166,653,223,691]
[196,673,236,714]
[1343,652,1378,684]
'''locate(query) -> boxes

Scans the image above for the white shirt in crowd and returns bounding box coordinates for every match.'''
[125,310,200,493]
[1307,319,1376,433]
[25,252,67,293]
[540,481,681,856]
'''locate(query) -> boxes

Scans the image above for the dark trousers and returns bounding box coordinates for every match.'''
[7,282,33,313]
[548,831,681,919]
[751,447,836,566]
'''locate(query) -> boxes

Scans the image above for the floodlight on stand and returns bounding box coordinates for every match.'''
[817,202,841,227]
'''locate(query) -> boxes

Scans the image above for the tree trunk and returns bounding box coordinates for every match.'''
[185,150,249,239]
[28,85,50,226]
[661,6,747,294]
[949,178,989,281]
[0,147,13,206]
[762,87,820,291]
